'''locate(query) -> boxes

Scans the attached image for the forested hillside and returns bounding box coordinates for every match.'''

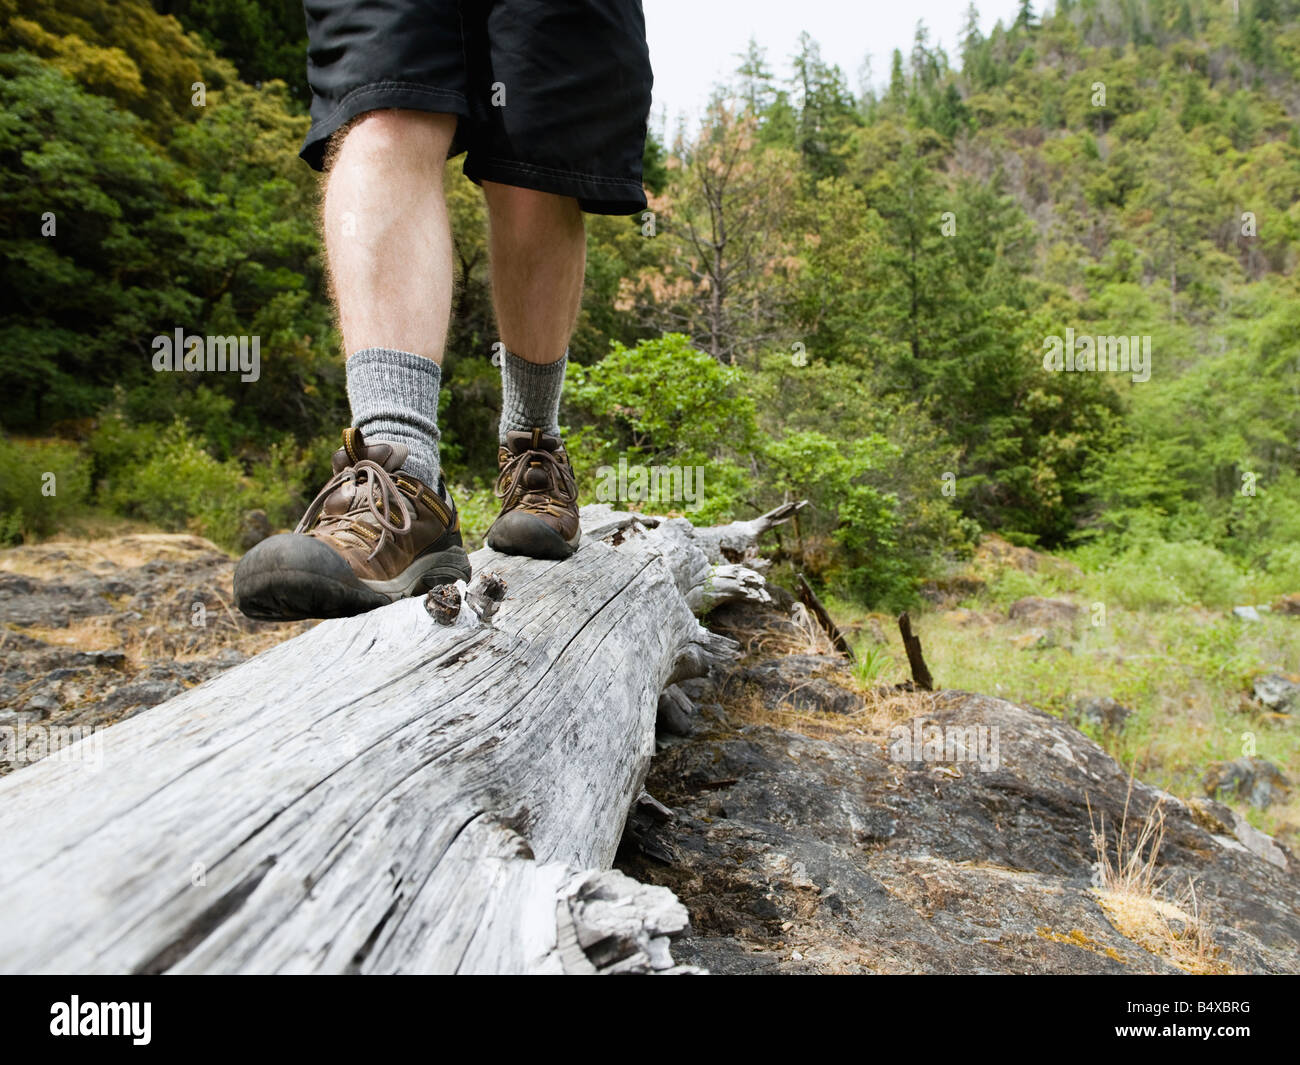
[2,0,1298,609]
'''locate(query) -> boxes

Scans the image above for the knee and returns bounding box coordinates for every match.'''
[328,109,457,170]
[483,181,582,228]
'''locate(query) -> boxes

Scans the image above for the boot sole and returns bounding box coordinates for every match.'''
[235,534,472,622]
[485,511,581,560]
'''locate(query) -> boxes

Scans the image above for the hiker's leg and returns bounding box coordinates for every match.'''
[467,0,649,561]
[323,109,454,490]
[480,182,584,557]
[484,181,584,445]
[483,181,586,366]
[234,5,478,621]
[324,109,457,362]
[233,107,474,623]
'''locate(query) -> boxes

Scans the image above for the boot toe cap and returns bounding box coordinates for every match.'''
[485,512,579,560]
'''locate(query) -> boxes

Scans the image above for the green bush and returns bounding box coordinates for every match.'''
[85,405,169,489]
[103,422,247,544]
[0,436,92,542]
[565,334,759,521]
[86,410,332,549]
[1148,541,1245,609]
[1263,543,1300,598]
[764,429,913,606]
[1097,540,1246,611]
[985,567,1050,610]
[244,434,335,531]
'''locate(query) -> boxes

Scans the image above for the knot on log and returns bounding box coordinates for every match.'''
[465,571,507,624]
[424,583,461,624]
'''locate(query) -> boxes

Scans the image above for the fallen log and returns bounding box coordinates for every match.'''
[0,504,800,974]
[691,499,808,569]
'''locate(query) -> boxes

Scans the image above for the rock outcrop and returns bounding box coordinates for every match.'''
[1254,673,1300,714]
[0,535,313,770]
[619,607,1299,975]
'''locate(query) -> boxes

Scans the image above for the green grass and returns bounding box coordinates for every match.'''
[825,548,1300,848]
[850,642,896,688]
[446,479,499,552]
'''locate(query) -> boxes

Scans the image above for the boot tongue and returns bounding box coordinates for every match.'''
[501,430,562,493]
[330,427,409,474]
[322,428,410,519]
[504,428,560,455]
[522,465,551,492]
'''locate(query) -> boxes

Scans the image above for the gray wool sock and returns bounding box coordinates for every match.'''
[346,347,442,487]
[499,348,566,443]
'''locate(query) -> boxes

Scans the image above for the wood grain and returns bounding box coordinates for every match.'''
[0,506,768,974]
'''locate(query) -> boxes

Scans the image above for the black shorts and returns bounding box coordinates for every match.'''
[301,0,653,215]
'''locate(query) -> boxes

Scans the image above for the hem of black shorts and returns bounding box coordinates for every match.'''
[299,82,470,171]
[463,155,647,215]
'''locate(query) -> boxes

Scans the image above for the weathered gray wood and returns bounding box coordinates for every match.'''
[575,506,785,614]
[656,684,696,737]
[0,507,738,974]
[688,499,806,566]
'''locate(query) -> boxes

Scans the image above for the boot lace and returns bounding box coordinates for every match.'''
[296,460,414,560]
[494,447,576,516]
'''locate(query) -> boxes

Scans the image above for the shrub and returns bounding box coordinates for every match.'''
[565,333,759,521]
[1262,543,1300,597]
[87,409,333,549]
[764,430,912,606]
[104,421,247,545]
[0,436,92,542]
[985,567,1049,610]
[1097,540,1245,611]
[85,405,169,488]
[1145,541,1244,609]
[244,434,335,531]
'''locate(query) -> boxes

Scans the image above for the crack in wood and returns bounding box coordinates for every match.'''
[133,857,277,975]
[345,896,401,974]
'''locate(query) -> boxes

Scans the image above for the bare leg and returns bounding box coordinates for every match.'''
[481,181,585,559]
[323,110,458,362]
[482,181,586,364]
[234,109,474,624]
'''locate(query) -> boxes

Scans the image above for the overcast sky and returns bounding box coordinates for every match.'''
[643,0,1029,134]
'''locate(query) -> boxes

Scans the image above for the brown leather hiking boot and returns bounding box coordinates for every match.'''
[485,428,581,559]
[234,427,471,621]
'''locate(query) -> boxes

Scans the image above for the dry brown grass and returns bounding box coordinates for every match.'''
[712,599,933,740]
[0,533,229,580]
[10,615,125,653]
[1036,926,1130,964]
[719,602,838,660]
[723,680,938,742]
[1088,773,1231,974]
[10,605,309,670]
[2,533,312,669]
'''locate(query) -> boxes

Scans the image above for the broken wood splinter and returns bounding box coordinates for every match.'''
[424,582,461,624]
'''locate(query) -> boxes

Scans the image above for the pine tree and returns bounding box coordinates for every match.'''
[734,37,774,117]
[887,48,908,111]
[790,33,860,180]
